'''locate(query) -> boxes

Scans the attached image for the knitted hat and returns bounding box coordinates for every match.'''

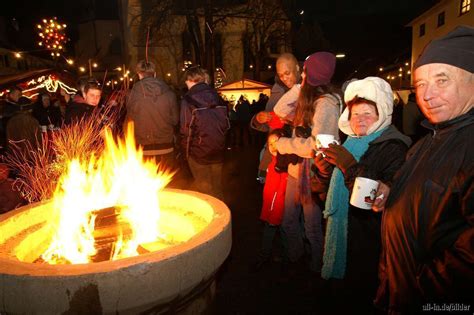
[303,52,336,87]
[414,25,474,73]
[339,77,393,137]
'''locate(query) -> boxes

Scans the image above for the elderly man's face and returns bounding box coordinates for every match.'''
[276,60,298,89]
[414,63,474,124]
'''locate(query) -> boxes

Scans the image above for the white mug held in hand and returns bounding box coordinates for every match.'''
[314,134,339,156]
[350,177,380,210]
[315,134,339,149]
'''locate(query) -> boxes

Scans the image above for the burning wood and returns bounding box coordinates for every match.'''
[38,122,174,264]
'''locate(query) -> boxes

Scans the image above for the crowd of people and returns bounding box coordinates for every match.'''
[0,77,112,212]
[0,24,472,314]
[251,25,473,314]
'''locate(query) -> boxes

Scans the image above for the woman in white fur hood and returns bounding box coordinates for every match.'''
[312,76,412,310]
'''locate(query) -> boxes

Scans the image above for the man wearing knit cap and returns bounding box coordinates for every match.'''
[375,25,474,314]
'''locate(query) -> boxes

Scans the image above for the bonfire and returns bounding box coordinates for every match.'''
[2,94,180,264]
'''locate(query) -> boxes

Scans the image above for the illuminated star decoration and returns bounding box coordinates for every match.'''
[37,17,69,58]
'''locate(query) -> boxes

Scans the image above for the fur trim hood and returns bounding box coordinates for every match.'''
[338,76,393,137]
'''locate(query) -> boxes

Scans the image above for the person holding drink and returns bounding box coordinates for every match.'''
[375,25,474,313]
[312,76,411,311]
[273,51,342,275]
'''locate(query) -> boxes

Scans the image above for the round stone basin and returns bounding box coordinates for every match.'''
[0,189,232,314]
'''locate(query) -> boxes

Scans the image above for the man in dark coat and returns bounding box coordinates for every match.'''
[126,60,179,170]
[375,25,474,314]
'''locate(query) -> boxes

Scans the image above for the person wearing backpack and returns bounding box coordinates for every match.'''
[180,67,230,200]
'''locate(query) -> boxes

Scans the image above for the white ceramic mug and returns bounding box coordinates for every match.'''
[315,134,338,149]
[314,134,339,156]
[350,177,379,210]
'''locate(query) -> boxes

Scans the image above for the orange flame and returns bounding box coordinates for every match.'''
[42,123,174,264]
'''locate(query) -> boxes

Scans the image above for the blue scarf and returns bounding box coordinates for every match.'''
[321,128,385,279]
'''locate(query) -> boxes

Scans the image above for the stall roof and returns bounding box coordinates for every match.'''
[218,78,271,91]
[0,69,57,89]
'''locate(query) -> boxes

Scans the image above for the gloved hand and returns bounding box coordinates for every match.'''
[295,126,312,138]
[275,153,298,173]
[322,143,357,174]
[313,152,333,177]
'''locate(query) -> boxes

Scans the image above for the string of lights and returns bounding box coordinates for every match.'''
[0,75,77,99]
[378,61,412,88]
[15,18,227,89]
[24,75,77,99]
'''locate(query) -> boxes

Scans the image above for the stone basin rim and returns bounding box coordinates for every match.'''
[0,188,231,276]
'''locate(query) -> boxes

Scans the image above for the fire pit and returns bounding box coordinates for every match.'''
[0,189,231,314]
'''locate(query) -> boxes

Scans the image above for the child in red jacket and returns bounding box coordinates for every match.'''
[252,125,290,271]
[260,129,288,225]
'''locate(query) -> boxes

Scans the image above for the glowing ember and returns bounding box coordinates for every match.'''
[42,123,173,264]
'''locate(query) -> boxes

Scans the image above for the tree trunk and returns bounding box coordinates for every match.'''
[186,13,203,66]
[254,57,261,82]
[205,0,214,86]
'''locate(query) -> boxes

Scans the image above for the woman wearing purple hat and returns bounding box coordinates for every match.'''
[273,51,342,274]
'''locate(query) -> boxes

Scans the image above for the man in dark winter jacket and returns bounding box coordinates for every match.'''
[180,66,229,200]
[375,25,474,314]
[126,60,179,170]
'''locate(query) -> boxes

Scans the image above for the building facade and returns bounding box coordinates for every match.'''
[408,0,473,71]
[74,20,123,73]
[118,0,291,85]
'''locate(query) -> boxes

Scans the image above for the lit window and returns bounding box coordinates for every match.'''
[460,0,471,15]
[419,23,426,37]
[437,12,445,27]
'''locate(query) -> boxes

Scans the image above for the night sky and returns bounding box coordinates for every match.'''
[293,0,437,80]
[3,0,437,81]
